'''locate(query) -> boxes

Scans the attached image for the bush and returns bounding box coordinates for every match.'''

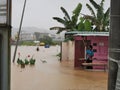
[20,41,36,46]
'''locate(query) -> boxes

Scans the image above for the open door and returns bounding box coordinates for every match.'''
[75,40,85,67]
[74,39,91,68]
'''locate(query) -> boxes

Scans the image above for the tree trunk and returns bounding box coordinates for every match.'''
[108,0,120,90]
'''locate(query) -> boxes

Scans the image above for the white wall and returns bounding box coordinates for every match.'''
[61,41,75,61]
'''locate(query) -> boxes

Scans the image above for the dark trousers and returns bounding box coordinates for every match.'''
[86,59,93,69]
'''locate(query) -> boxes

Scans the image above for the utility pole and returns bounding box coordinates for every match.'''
[12,0,27,63]
[108,0,120,90]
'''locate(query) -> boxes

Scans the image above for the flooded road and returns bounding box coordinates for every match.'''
[11,46,108,90]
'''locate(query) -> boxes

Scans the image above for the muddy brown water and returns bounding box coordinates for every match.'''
[11,46,108,90]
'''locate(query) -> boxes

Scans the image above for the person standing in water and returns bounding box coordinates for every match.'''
[86,45,94,69]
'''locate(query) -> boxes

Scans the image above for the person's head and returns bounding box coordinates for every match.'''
[88,45,93,50]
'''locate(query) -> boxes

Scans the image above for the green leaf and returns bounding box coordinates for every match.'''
[78,22,84,31]
[89,0,99,9]
[30,58,36,65]
[53,17,66,24]
[73,3,82,15]
[24,59,29,65]
[84,20,92,31]
[86,4,96,17]
[60,7,71,21]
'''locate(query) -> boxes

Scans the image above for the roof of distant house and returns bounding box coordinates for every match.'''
[65,31,109,36]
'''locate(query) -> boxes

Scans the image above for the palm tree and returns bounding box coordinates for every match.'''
[83,0,110,31]
[50,3,82,34]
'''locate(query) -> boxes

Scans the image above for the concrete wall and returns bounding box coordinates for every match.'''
[61,41,75,61]
[0,28,11,90]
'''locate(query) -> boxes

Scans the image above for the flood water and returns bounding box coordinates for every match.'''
[11,46,108,90]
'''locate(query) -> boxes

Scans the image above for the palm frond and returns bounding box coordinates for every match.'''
[53,17,66,25]
[60,7,71,21]
[56,29,65,34]
[104,8,110,19]
[50,26,70,33]
[97,0,105,19]
[73,3,82,16]
[89,0,99,9]
[50,26,65,30]
[71,3,82,28]
[63,17,70,23]
[100,0,105,8]
[97,8,104,21]
[86,4,96,17]
[103,8,110,27]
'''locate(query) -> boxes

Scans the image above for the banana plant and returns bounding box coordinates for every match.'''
[50,3,82,34]
[83,0,110,31]
[77,17,92,31]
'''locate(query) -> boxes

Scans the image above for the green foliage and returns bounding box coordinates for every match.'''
[56,52,61,57]
[29,58,36,65]
[73,3,82,15]
[71,3,82,30]
[77,17,92,31]
[50,3,82,34]
[78,22,84,31]
[64,36,74,42]
[20,41,36,46]
[84,0,110,31]
[84,20,92,31]
[51,41,61,46]
[77,17,85,31]
[17,58,24,65]
[17,58,25,68]
[39,36,53,45]
[24,59,29,65]
[60,7,71,21]
[86,4,96,17]
[17,55,36,68]
[52,17,66,25]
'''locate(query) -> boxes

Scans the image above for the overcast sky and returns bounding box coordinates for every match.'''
[12,0,110,30]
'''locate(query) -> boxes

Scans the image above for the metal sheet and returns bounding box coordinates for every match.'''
[0,0,7,24]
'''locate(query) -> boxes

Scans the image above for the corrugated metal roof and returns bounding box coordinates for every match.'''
[65,31,109,36]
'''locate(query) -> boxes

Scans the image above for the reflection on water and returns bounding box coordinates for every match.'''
[11,46,108,90]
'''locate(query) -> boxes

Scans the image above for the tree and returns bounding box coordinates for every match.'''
[50,3,82,34]
[39,36,53,45]
[83,0,110,31]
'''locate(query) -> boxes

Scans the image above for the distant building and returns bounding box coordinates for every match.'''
[50,34,64,41]
[34,32,50,41]
[20,31,34,41]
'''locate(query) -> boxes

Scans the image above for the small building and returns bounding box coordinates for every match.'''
[62,31,109,69]
[20,31,34,41]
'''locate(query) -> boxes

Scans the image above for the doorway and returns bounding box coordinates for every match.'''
[74,40,91,67]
